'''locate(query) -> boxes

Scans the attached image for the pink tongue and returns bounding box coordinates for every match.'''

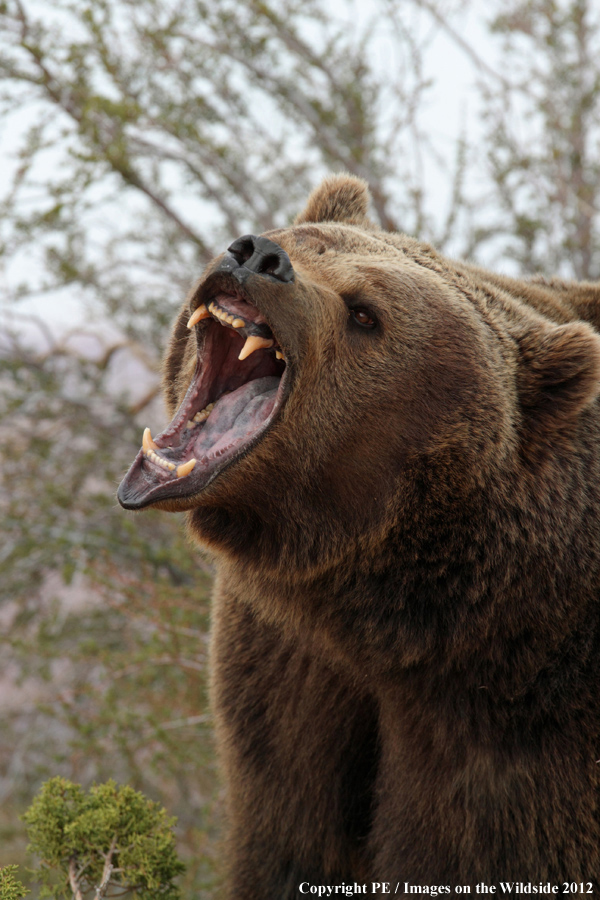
[193,376,279,462]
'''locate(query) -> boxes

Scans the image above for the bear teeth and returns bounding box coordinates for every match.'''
[186,402,215,429]
[207,301,246,329]
[176,458,196,478]
[142,427,158,452]
[141,428,197,478]
[238,334,274,360]
[201,298,284,360]
[187,304,211,329]
[144,446,176,472]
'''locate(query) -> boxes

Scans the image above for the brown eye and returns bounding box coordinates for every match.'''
[351,308,376,329]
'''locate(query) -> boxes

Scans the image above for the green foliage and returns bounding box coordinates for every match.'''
[24,778,185,900]
[0,868,29,900]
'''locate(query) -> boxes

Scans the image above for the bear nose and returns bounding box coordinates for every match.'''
[217,234,294,285]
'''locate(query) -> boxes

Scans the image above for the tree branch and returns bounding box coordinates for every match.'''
[68,858,84,900]
[94,836,116,900]
[11,0,212,257]
[410,0,511,89]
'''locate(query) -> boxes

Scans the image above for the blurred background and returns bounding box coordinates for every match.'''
[1,0,599,894]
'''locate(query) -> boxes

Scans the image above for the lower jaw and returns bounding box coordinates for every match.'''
[117,371,287,511]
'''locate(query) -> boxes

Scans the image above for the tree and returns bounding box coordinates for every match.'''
[412,0,600,276]
[0,0,432,344]
[0,868,29,900]
[23,777,184,900]
[482,0,600,277]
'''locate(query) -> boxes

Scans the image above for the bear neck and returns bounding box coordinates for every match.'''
[204,442,600,727]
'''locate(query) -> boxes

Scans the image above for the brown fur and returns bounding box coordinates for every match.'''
[160,175,600,893]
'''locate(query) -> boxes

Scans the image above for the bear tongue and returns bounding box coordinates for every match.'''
[191,375,279,464]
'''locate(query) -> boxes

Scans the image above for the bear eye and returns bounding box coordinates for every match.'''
[350,307,376,329]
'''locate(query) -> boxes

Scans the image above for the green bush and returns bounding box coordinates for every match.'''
[23,778,184,900]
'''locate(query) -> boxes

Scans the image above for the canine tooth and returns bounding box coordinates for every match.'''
[177,458,196,478]
[143,427,158,452]
[275,350,285,360]
[238,335,274,360]
[232,317,245,328]
[187,304,210,329]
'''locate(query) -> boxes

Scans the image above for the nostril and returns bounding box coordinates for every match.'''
[259,254,282,277]
[227,235,256,265]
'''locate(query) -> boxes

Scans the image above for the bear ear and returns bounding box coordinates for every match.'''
[295,173,373,226]
[517,320,600,452]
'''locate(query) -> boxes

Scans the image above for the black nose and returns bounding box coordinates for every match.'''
[217,234,294,284]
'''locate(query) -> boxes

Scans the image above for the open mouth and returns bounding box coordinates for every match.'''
[117,290,288,509]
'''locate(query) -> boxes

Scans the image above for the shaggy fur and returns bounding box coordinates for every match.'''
[154,176,600,892]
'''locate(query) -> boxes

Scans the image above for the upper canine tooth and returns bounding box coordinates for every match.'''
[177,458,197,478]
[187,304,210,328]
[143,427,158,452]
[238,335,274,360]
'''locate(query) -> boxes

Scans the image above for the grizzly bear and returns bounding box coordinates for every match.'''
[118,175,600,894]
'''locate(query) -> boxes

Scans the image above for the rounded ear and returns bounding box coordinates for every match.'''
[517,320,600,454]
[295,173,373,226]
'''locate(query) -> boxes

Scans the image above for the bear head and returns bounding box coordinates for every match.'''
[118,175,600,577]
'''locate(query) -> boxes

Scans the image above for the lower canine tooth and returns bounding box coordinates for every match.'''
[143,427,158,452]
[177,459,197,478]
[238,334,274,360]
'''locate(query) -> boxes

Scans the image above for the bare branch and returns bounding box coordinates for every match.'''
[68,858,84,900]
[94,836,116,900]
[409,0,511,88]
